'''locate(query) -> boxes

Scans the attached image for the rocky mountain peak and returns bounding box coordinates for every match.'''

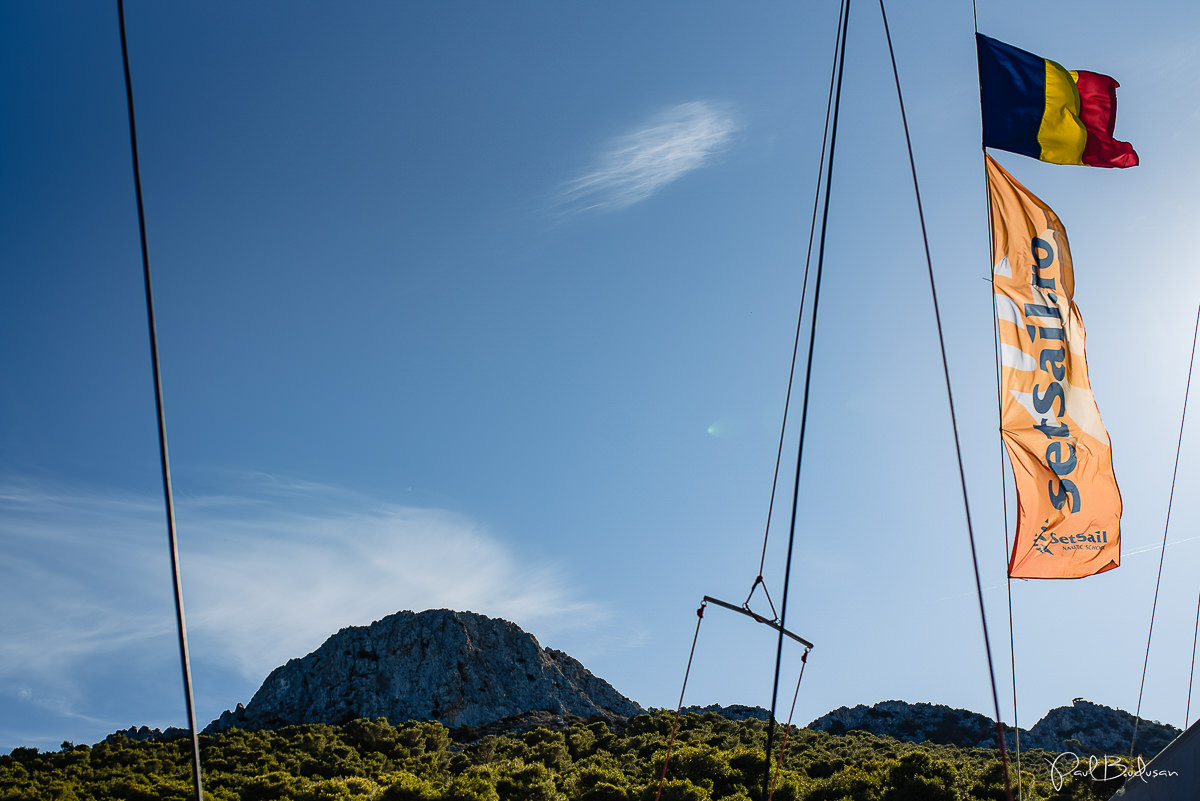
[1029,697,1176,755]
[206,609,642,733]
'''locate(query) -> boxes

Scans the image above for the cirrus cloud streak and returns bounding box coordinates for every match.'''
[0,476,608,747]
[557,101,739,214]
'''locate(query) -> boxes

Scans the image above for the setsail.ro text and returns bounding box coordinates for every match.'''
[1024,235,1080,513]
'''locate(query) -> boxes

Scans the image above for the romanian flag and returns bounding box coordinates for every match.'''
[986,155,1121,578]
[978,34,1138,168]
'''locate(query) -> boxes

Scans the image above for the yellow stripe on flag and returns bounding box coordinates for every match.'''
[1037,61,1087,165]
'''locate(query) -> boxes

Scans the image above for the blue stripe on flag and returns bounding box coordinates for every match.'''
[977,34,1047,161]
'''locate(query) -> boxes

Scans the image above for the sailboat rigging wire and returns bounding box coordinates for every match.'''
[973,11,1023,799]
[1131,302,1200,757]
[747,0,847,619]
[878,2,1012,799]
[1188,589,1200,728]
[117,2,205,798]
[654,602,706,801]
[762,1,850,798]
[998,272,1024,801]
[997,359,1023,799]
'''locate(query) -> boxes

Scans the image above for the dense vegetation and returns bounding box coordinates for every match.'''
[0,711,1124,800]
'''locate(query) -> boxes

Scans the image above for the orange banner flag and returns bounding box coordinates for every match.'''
[986,155,1121,578]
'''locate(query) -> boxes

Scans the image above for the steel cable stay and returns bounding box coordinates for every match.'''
[659,2,844,799]
[878,5,1013,797]
[1131,302,1200,758]
[116,1,205,799]
[972,0,1024,793]
[742,0,847,629]
[974,7,1023,797]
[660,0,1016,798]
[1187,588,1200,729]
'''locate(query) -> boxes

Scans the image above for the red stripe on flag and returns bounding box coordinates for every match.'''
[1076,71,1139,168]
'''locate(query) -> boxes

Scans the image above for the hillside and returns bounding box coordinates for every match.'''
[196,608,1175,762]
[809,698,1179,757]
[0,710,1129,800]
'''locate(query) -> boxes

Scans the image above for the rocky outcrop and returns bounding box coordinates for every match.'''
[106,725,190,744]
[1028,699,1176,757]
[680,704,772,722]
[206,609,642,732]
[810,700,1005,749]
[808,698,1180,757]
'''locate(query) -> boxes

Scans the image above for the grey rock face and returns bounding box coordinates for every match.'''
[106,725,189,744]
[680,704,772,722]
[808,698,1180,757]
[1028,699,1177,757]
[809,700,1007,749]
[206,609,642,732]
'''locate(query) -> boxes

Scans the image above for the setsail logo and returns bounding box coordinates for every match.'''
[1031,518,1110,555]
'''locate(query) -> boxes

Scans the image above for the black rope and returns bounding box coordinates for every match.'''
[748,0,847,614]
[117,2,205,798]
[761,1,850,798]
[1132,303,1200,756]
[879,2,1012,799]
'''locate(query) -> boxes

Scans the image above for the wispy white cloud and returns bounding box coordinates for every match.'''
[181,502,604,680]
[0,476,607,726]
[0,482,175,669]
[557,101,739,214]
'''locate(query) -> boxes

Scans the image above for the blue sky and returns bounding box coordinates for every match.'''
[3,0,1200,755]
